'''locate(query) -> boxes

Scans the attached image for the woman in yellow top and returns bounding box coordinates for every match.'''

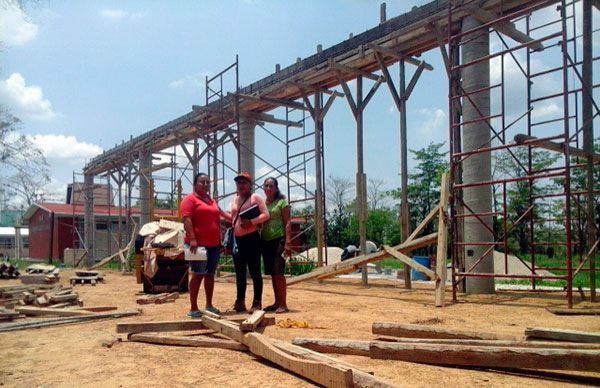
[260,177,291,313]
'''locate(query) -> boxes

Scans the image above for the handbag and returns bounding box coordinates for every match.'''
[223,195,250,251]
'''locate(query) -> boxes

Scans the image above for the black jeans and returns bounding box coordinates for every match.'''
[233,231,263,304]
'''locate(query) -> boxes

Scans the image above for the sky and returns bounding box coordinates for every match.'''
[1,0,598,208]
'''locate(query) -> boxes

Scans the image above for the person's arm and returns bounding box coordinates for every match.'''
[281,204,292,256]
[219,206,232,222]
[251,194,270,225]
[182,216,197,253]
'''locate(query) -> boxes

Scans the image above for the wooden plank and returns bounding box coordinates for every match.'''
[370,342,600,372]
[15,306,93,317]
[292,338,370,356]
[270,338,396,388]
[245,333,353,388]
[0,310,141,332]
[382,246,437,280]
[201,315,243,342]
[288,232,437,286]
[73,306,118,312]
[514,134,600,162]
[115,316,275,334]
[49,293,79,303]
[435,172,449,307]
[405,204,440,243]
[375,337,600,350]
[240,310,265,332]
[372,322,517,340]
[546,307,600,316]
[525,327,600,344]
[129,333,248,351]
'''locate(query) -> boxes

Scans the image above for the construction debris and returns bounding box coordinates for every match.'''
[135,292,179,305]
[0,261,19,279]
[20,264,60,285]
[70,270,104,286]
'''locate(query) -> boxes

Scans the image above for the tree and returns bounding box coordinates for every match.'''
[367,177,386,210]
[0,106,50,206]
[325,175,354,248]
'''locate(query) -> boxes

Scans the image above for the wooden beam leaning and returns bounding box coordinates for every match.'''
[245,333,354,388]
[129,333,248,351]
[435,172,449,307]
[372,322,518,341]
[514,134,600,161]
[405,204,440,243]
[240,310,265,332]
[525,327,600,344]
[467,6,544,51]
[287,232,437,286]
[382,245,437,280]
[369,342,600,372]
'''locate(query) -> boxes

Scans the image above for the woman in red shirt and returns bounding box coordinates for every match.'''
[181,173,231,318]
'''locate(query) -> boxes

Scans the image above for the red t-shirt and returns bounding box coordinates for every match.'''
[180,193,221,247]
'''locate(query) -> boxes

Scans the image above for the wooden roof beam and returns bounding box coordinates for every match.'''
[286,81,344,98]
[328,60,383,82]
[239,110,303,128]
[467,6,545,52]
[233,92,308,111]
[366,43,434,70]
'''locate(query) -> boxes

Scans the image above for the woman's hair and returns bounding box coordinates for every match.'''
[264,177,285,200]
[193,172,208,185]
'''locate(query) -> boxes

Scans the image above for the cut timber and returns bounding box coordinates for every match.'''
[546,307,600,316]
[525,327,600,343]
[15,306,93,317]
[372,322,517,340]
[136,292,179,305]
[288,232,437,286]
[376,337,600,350]
[245,332,353,388]
[129,333,248,351]
[382,246,437,280]
[0,310,140,332]
[514,134,600,162]
[292,338,370,356]
[116,316,275,334]
[270,338,396,388]
[73,306,118,312]
[240,310,265,332]
[435,173,449,307]
[201,315,243,342]
[370,342,600,372]
[405,204,440,243]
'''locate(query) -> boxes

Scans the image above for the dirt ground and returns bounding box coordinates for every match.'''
[1,269,599,387]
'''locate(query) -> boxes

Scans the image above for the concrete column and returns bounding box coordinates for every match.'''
[83,172,95,267]
[139,150,152,226]
[239,119,256,177]
[461,16,494,294]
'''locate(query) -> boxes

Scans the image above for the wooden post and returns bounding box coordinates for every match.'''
[435,173,449,307]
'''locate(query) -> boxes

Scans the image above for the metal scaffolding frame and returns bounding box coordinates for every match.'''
[447,0,599,306]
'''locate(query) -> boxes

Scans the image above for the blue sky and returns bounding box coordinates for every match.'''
[1,0,598,206]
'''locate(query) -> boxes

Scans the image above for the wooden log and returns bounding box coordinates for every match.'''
[292,338,370,356]
[288,233,437,286]
[0,310,141,332]
[546,307,600,316]
[382,246,437,280]
[240,310,265,332]
[376,336,600,349]
[372,322,517,340]
[435,172,449,307]
[201,315,243,342]
[270,338,396,388]
[15,306,94,317]
[115,316,275,334]
[129,333,248,351]
[73,306,118,312]
[49,293,79,303]
[369,342,600,372]
[525,327,600,343]
[245,332,353,388]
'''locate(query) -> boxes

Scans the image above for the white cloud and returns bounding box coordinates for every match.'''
[0,1,38,46]
[0,73,58,121]
[168,72,210,89]
[99,8,146,22]
[31,134,103,162]
[417,107,446,136]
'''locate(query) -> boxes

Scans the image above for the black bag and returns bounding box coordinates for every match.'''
[222,195,250,251]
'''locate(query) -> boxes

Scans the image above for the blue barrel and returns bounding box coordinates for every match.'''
[410,256,430,281]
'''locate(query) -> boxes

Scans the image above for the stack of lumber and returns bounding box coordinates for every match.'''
[0,284,57,309]
[136,292,179,304]
[0,261,19,279]
[20,264,59,284]
[118,310,396,387]
[19,285,82,308]
[289,322,600,381]
[70,270,104,286]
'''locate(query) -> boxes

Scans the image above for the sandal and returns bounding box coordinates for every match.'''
[275,306,289,314]
[264,304,278,312]
[205,306,221,315]
[187,310,202,318]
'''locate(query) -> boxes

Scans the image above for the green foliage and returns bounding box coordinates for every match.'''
[286,256,316,276]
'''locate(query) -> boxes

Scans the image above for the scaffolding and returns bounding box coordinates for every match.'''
[447,0,599,306]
